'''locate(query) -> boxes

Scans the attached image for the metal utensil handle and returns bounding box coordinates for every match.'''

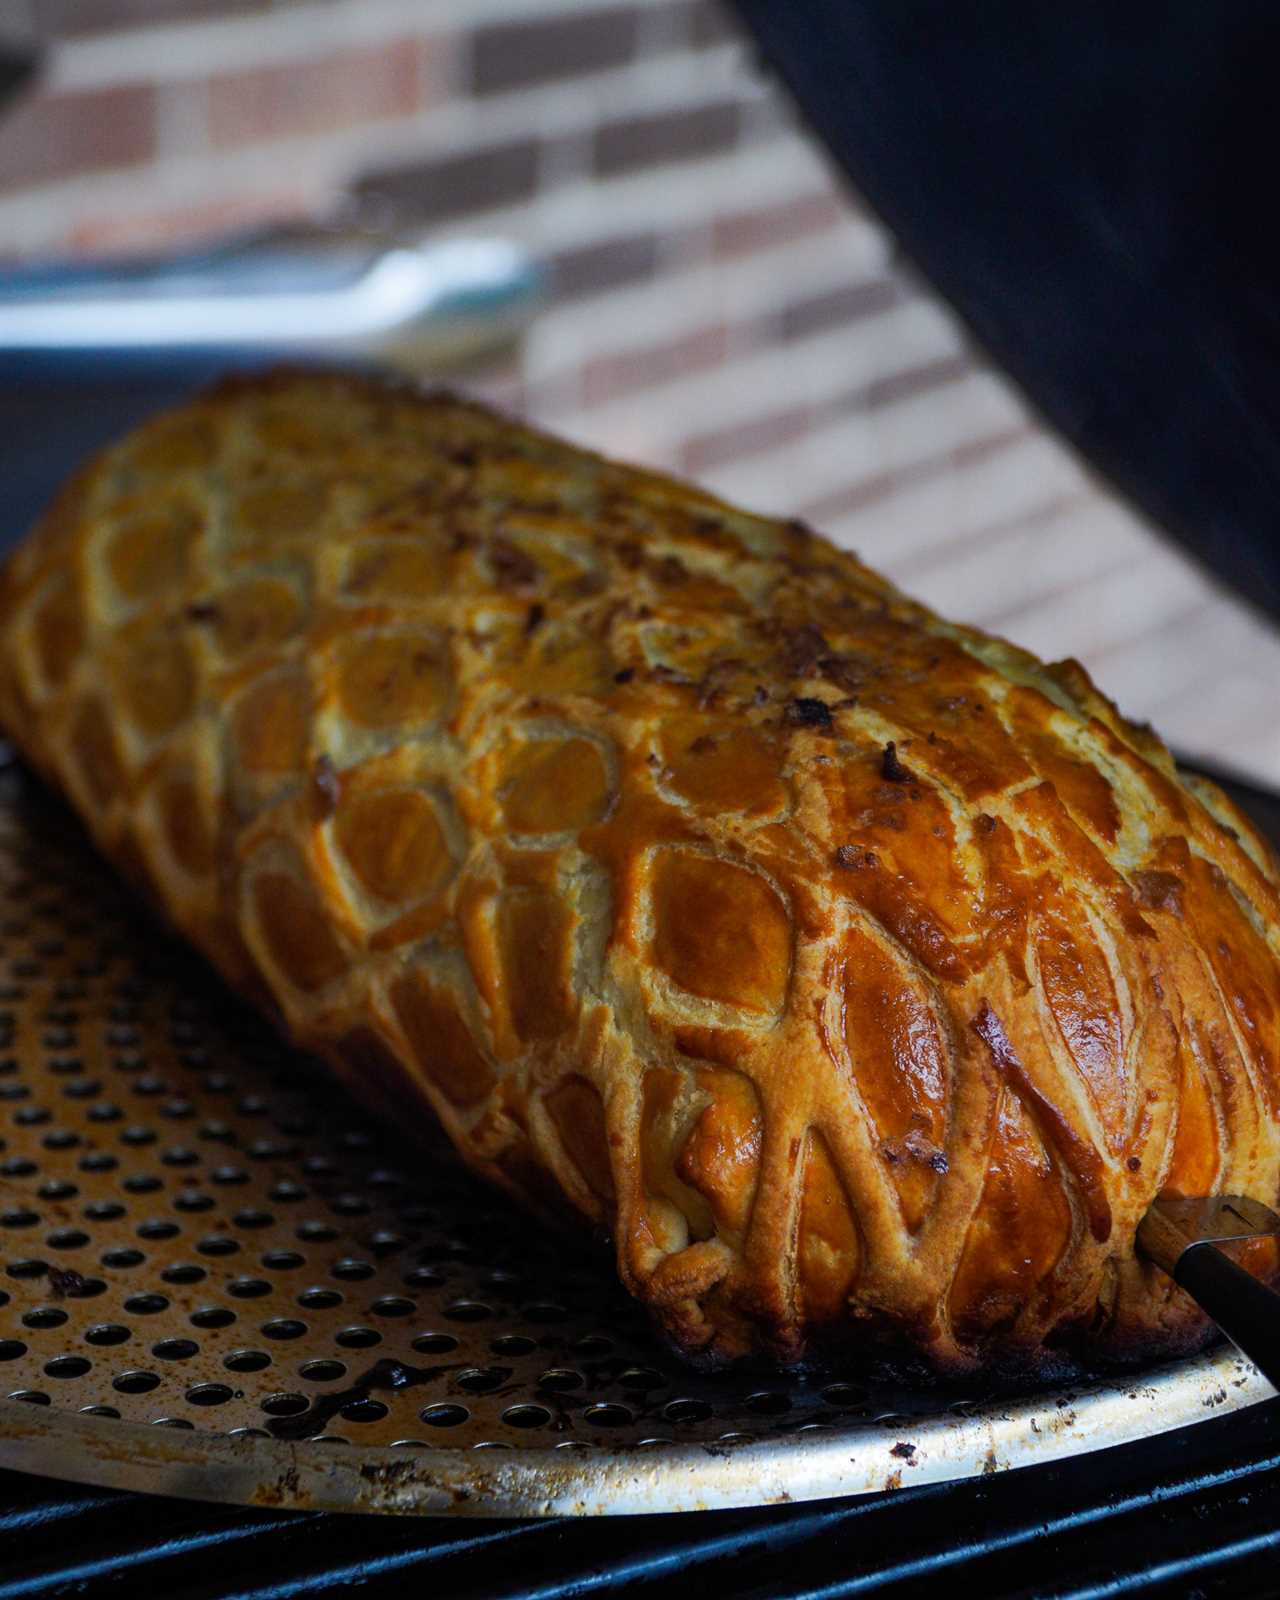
[1175,1243,1280,1391]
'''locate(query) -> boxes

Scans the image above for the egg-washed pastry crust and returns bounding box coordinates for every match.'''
[2,367,1278,1376]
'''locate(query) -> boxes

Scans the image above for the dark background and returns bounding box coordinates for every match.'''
[736,0,1280,625]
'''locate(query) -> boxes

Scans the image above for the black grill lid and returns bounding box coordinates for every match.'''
[732,0,1280,623]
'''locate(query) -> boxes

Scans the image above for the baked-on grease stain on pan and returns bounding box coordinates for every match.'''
[266,1359,463,1441]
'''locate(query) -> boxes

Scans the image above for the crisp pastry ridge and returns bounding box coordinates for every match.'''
[1,366,1278,1375]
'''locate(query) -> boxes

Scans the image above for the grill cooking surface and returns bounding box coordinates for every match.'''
[0,752,1268,1514]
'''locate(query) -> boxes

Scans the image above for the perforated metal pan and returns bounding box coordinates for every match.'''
[0,752,1269,1517]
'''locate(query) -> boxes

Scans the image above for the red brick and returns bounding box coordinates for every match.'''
[548,232,662,301]
[594,99,741,175]
[950,424,1034,470]
[797,351,972,433]
[32,0,259,35]
[777,278,901,342]
[862,353,972,410]
[689,0,739,46]
[358,137,541,222]
[800,470,913,527]
[893,491,1092,582]
[799,426,1032,525]
[583,323,729,405]
[208,40,424,148]
[68,191,318,258]
[659,0,740,47]
[470,9,640,95]
[713,192,845,259]
[681,403,812,475]
[0,84,155,191]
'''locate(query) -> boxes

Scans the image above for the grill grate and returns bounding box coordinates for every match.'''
[0,750,1269,1515]
[6,1397,1280,1597]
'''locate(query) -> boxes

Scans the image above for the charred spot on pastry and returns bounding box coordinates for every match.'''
[525,602,545,633]
[778,625,868,694]
[653,556,688,584]
[905,1128,948,1174]
[612,667,635,685]
[310,754,341,818]
[975,813,997,835]
[688,735,716,756]
[780,623,830,677]
[1131,870,1184,917]
[696,656,746,709]
[488,537,540,590]
[615,540,645,570]
[881,741,913,783]
[819,655,868,694]
[185,600,220,624]
[883,1129,948,1175]
[784,697,833,729]
[1127,1156,1141,1171]
[833,844,877,871]
[568,571,608,598]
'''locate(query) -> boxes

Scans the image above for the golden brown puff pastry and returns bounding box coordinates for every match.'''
[2,367,1279,1376]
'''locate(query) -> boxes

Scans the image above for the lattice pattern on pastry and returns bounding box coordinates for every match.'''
[1,369,1278,1373]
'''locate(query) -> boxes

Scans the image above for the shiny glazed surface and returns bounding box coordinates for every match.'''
[1,368,1278,1374]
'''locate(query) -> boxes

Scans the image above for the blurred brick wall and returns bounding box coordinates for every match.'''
[2,0,1279,781]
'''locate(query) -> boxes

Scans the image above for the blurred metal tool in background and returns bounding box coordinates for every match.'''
[0,230,541,368]
[0,216,542,533]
